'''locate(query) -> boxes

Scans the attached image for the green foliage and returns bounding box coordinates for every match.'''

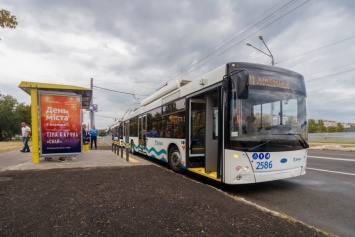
[336,123,344,132]
[0,9,18,29]
[0,9,18,40]
[308,119,344,133]
[0,93,31,141]
[98,129,107,137]
[308,119,317,133]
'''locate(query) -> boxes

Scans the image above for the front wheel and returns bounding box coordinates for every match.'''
[168,145,182,173]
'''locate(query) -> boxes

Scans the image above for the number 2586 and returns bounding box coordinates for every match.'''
[256,161,273,170]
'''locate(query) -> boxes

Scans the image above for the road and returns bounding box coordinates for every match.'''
[104,137,354,236]
[222,150,355,237]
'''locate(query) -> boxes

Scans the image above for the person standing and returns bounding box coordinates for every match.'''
[82,124,87,144]
[20,122,31,152]
[89,125,98,149]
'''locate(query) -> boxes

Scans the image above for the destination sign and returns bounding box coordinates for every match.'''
[248,75,290,90]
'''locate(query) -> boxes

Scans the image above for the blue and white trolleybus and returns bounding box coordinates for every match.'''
[122,62,308,184]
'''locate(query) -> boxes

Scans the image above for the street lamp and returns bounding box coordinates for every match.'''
[246,36,274,66]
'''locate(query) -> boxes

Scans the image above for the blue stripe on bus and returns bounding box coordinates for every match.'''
[132,144,185,169]
[135,145,167,157]
[147,147,167,156]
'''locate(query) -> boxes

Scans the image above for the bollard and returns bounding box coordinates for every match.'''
[126,146,129,162]
[114,143,117,154]
[121,145,123,158]
[111,143,114,152]
[117,144,119,156]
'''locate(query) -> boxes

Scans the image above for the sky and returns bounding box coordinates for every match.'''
[1,0,354,129]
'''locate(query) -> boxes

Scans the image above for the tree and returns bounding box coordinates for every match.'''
[15,103,31,126]
[308,119,318,133]
[336,123,344,132]
[0,93,31,141]
[0,9,18,40]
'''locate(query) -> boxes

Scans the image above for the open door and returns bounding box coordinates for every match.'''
[187,89,222,181]
[189,99,205,156]
[205,92,219,174]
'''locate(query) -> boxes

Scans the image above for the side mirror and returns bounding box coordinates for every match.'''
[234,70,249,99]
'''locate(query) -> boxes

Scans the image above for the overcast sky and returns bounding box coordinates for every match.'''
[1,0,354,129]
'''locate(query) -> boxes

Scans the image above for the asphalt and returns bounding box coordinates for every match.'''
[0,143,331,236]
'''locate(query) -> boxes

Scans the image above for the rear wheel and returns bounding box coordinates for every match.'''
[130,140,136,154]
[169,145,182,173]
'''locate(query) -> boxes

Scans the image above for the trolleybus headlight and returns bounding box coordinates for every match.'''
[236,166,242,171]
[244,166,250,172]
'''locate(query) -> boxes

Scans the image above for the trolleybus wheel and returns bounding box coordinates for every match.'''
[131,140,136,155]
[169,145,182,173]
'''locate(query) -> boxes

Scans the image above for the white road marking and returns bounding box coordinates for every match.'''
[306,168,355,176]
[308,156,355,162]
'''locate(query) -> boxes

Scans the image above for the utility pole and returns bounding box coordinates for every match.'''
[247,36,274,66]
[89,78,95,128]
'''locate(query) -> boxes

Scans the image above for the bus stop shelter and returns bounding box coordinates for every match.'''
[18,81,92,164]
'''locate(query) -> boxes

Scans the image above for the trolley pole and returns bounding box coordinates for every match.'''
[246,36,274,66]
[89,78,95,127]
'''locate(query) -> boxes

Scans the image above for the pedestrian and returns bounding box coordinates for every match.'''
[20,122,31,152]
[89,125,98,149]
[82,124,87,144]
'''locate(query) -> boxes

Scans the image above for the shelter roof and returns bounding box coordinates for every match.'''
[18,81,92,109]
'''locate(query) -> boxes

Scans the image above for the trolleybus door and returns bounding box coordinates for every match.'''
[138,115,146,148]
[188,90,221,177]
[189,99,205,158]
[205,91,219,174]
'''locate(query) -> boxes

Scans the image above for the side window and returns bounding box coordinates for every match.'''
[163,99,186,139]
[147,107,162,137]
[164,111,185,139]
[129,117,138,137]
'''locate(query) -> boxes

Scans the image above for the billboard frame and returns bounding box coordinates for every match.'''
[38,90,82,157]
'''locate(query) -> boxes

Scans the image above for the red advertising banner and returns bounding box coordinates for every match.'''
[40,93,82,155]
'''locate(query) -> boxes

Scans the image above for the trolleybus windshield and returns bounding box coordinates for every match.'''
[228,68,308,152]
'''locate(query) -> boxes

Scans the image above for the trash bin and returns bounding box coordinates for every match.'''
[83,143,89,152]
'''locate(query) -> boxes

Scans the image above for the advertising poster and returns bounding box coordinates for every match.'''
[40,93,82,155]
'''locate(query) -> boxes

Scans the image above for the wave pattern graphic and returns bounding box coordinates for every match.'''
[135,145,167,158]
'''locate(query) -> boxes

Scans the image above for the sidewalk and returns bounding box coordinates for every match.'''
[0,147,329,236]
[0,146,151,172]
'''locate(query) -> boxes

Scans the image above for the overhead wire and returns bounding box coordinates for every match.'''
[93,85,148,103]
[303,62,355,75]
[170,0,310,80]
[168,0,296,82]
[93,78,156,90]
[98,0,308,98]
[95,0,311,107]
[275,35,355,65]
[93,85,149,97]
[305,68,355,83]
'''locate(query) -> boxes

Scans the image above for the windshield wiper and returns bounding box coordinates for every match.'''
[248,140,271,151]
[283,133,309,148]
[294,134,309,148]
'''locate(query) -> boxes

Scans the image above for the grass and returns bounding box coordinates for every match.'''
[309,140,355,148]
[309,140,355,144]
[0,139,109,153]
[0,140,32,153]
